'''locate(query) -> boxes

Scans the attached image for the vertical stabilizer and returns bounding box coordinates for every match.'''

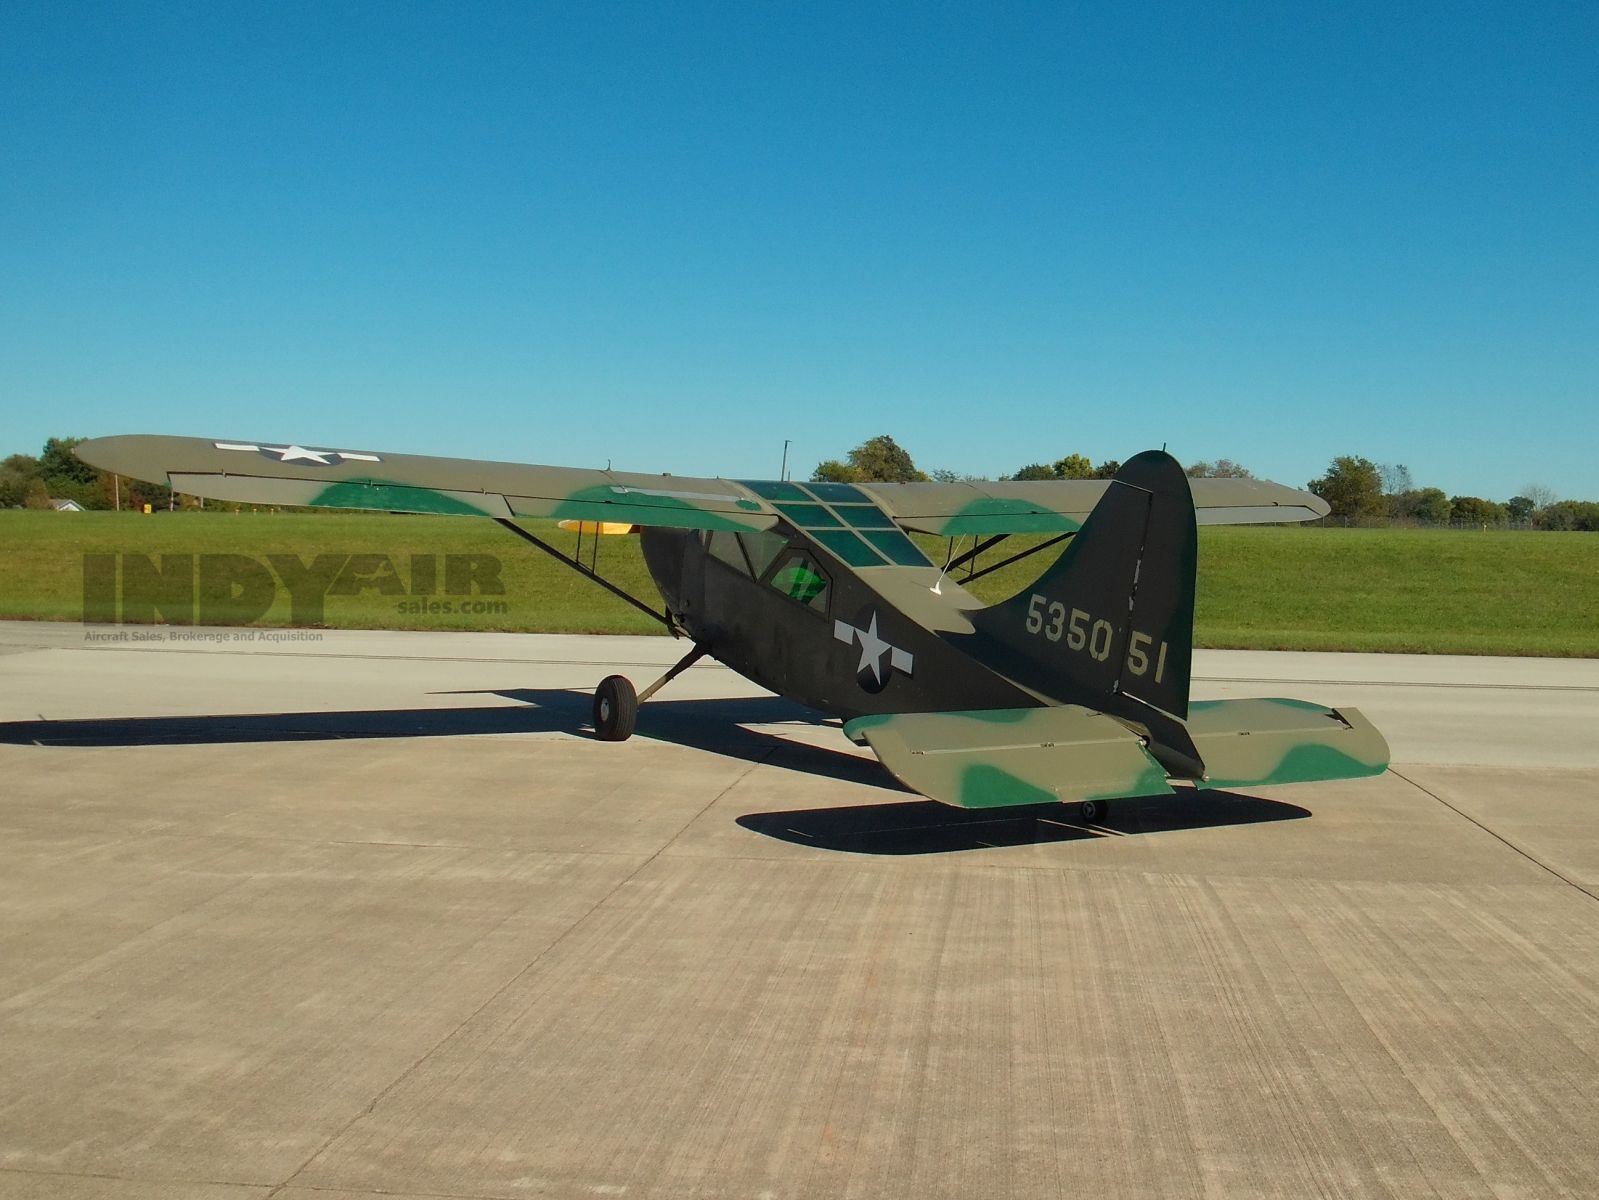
[969,450,1197,721]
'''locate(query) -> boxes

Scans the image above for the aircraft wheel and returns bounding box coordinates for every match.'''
[593,675,638,741]
[1077,798,1110,824]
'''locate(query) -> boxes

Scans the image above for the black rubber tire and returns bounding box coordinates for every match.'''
[593,675,638,742]
[1077,798,1110,824]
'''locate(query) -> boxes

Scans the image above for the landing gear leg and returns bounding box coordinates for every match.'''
[637,642,709,704]
[591,643,710,742]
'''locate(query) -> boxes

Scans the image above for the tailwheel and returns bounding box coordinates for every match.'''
[593,675,638,741]
[1077,798,1110,824]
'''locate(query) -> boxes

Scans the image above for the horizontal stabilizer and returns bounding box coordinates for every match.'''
[1186,699,1389,789]
[845,707,1173,809]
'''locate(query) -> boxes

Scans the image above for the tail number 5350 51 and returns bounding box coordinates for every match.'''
[1024,594,1168,683]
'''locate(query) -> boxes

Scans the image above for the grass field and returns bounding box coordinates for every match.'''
[2,511,1595,656]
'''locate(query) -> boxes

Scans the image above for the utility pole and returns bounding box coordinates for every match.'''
[780,439,791,482]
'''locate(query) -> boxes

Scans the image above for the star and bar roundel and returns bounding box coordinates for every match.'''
[213,441,382,465]
[833,607,914,694]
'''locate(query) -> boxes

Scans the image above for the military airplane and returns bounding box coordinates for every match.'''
[77,435,1388,820]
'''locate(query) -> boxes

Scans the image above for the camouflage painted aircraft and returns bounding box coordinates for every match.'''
[77,435,1389,820]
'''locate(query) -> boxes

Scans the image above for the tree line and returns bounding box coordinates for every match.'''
[807,437,1595,531]
[0,437,166,510]
[1306,456,1598,530]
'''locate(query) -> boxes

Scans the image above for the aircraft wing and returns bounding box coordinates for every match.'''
[75,434,778,532]
[853,477,1329,535]
[844,699,1387,809]
[76,434,1327,537]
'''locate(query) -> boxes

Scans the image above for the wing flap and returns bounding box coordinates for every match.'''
[1186,699,1390,789]
[845,706,1172,809]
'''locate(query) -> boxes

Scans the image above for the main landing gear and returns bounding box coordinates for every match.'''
[593,675,638,741]
[591,643,709,742]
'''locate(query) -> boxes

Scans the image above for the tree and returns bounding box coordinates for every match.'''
[849,435,927,482]
[1188,459,1254,479]
[1522,483,1560,512]
[1010,463,1056,481]
[811,435,928,484]
[1505,496,1535,522]
[1053,453,1093,480]
[39,437,96,488]
[1410,488,1452,524]
[1449,496,1506,525]
[1387,486,1450,523]
[811,459,859,483]
[1535,500,1599,532]
[1005,452,1105,480]
[0,453,40,508]
[23,478,51,509]
[1379,463,1414,495]
[1307,456,1384,521]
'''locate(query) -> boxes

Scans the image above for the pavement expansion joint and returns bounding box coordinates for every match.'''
[1389,765,1599,904]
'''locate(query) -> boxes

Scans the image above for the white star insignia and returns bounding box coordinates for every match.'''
[267,444,333,464]
[212,442,382,465]
[833,612,914,684]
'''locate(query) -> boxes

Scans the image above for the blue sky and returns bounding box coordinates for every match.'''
[3,1,1595,499]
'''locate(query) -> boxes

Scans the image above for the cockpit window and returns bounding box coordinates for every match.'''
[738,531,786,579]
[703,529,789,580]
[767,551,830,615]
[704,530,752,575]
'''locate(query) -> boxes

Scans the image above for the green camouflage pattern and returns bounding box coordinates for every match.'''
[845,706,1175,809]
[1186,698,1390,789]
[846,697,1388,810]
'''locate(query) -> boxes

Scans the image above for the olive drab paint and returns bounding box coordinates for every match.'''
[75,433,1387,810]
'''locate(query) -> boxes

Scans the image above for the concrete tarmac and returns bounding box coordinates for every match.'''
[1,621,1596,1199]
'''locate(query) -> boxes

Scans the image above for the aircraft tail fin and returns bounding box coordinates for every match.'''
[969,449,1197,721]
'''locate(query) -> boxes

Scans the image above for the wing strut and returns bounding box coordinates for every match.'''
[959,532,1076,585]
[492,518,674,631]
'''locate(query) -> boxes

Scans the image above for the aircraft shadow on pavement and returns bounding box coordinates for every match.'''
[0,689,898,792]
[1,692,1309,853]
[737,791,1311,856]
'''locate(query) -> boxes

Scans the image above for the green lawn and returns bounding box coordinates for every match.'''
[2,511,1595,655]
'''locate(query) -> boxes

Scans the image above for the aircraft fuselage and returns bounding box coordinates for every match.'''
[640,527,1035,721]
